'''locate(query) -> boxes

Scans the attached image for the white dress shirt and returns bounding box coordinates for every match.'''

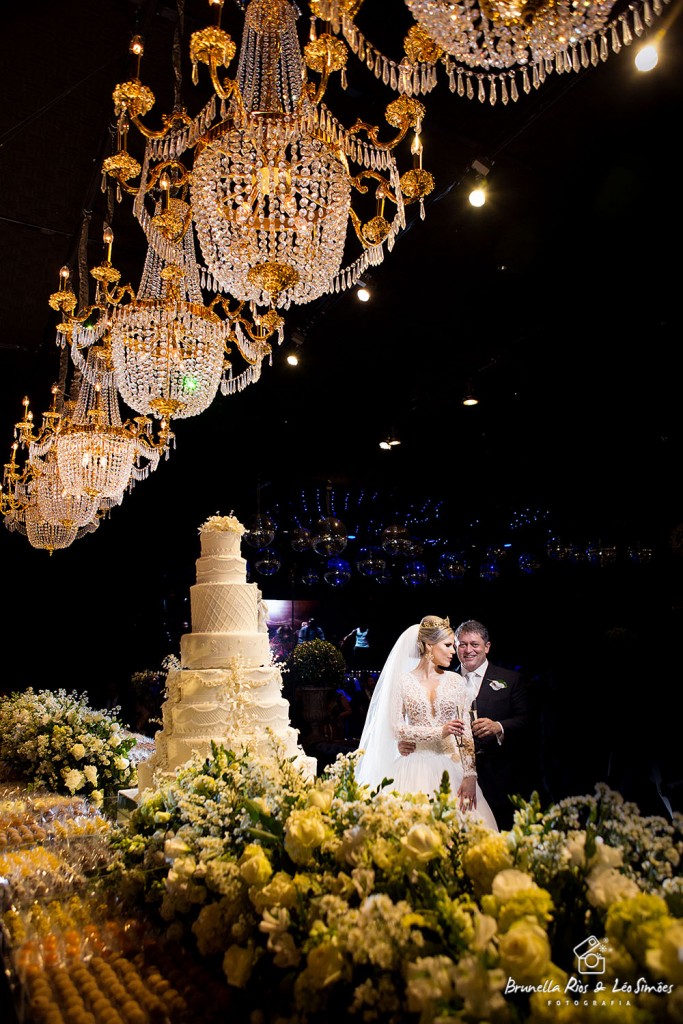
[464,659,504,744]
[463,658,488,702]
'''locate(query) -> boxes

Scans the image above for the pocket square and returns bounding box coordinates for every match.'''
[489,679,507,691]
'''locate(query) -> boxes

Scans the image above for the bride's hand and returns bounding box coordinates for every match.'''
[442,718,464,738]
[458,776,477,812]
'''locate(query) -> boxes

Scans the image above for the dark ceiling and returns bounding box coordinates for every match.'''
[1,0,682,684]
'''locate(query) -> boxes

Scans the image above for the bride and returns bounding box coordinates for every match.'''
[355,614,498,830]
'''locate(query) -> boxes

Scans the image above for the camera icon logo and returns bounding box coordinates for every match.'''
[573,935,606,975]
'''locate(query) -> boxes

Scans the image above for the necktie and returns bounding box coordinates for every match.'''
[468,673,481,702]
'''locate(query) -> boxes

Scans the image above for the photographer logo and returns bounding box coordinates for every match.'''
[573,935,607,975]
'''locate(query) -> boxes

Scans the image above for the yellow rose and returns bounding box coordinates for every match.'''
[250,871,298,911]
[646,920,683,985]
[462,833,514,895]
[239,844,273,886]
[223,944,256,988]
[498,919,551,984]
[306,942,346,988]
[284,809,327,865]
[401,824,443,866]
[307,786,334,812]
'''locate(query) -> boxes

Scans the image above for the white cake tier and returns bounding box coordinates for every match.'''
[196,554,247,584]
[199,527,242,557]
[181,631,271,668]
[190,581,258,634]
[165,724,303,766]
[170,699,290,735]
[173,666,279,701]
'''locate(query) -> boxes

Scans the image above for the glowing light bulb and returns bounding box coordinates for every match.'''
[635,43,658,71]
[469,187,486,208]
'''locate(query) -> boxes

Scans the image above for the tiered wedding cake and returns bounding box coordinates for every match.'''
[136,514,315,792]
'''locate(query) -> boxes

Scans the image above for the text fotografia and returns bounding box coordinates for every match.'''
[505,977,674,997]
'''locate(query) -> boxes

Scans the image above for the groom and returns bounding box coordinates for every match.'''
[453,619,531,829]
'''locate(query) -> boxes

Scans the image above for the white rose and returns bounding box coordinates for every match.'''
[491,869,536,901]
[164,836,192,861]
[587,867,640,909]
[564,830,587,867]
[71,743,86,760]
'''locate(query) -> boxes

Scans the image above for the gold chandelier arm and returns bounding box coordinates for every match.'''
[209,297,277,358]
[208,295,246,319]
[1,444,30,515]
[208,54,242,108]
[346,117,408,152]
[129,109,193,142]
[110,175,141,196]
[147,161,193,194]
[305,62,331,108]
[101,282,136,307]
[225,335,271,366]
[350,170,397,204]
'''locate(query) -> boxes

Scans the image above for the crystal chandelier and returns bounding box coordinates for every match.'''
[24,503,79,554]
[329,0,667,105]
[1,428,93,553]
[104,0,433,315]
[51,227,276,425]
[32,449,99,529]
[15,347,169,502]
[404,0,618,71]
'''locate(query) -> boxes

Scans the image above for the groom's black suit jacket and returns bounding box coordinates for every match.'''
[458,662,531,829]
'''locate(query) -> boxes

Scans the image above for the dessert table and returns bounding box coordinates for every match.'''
[0,782,234,1024]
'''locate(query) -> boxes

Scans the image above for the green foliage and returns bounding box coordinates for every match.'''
[286,638,346,687]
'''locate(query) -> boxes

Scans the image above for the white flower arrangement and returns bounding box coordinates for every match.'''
[0,688,137,809]
[200,513,245,535]
[107,751,683,1023]
[489,679,508,690]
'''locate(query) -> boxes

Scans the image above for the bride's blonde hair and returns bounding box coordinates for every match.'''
[417,615,453,655]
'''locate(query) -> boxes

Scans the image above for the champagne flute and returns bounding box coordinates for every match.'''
[452,704,464,751]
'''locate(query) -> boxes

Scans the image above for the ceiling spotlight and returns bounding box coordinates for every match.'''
[467,156,492,208]
[286,353,299,366]
[462,384,479,406]
[357,280,371,301]
[379,435,401,449]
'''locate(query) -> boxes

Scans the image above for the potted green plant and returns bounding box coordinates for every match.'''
[286,640,347,748]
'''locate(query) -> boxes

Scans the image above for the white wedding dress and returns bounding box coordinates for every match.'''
[387,671,498,829]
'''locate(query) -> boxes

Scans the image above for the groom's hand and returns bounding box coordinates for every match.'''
[398,740,415,756]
